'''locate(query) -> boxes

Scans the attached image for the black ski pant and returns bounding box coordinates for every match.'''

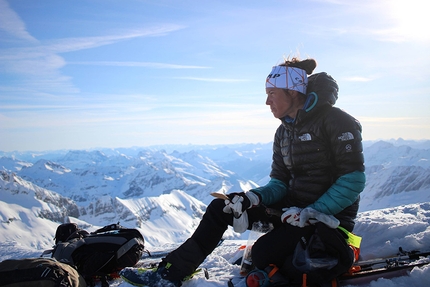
[165,198,299,279]
[194,199,292,256]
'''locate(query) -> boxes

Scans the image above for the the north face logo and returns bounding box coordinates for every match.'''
[298,133,312,141]
[338,132,354,141]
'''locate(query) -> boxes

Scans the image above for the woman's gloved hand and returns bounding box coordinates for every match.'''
[222,192,260,218]
[281,207,303,227]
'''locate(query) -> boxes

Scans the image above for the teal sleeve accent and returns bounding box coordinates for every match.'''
[250,178,288,206]
[308,171,366,215]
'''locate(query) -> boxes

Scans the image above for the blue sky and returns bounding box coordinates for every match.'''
[1,0,429,151]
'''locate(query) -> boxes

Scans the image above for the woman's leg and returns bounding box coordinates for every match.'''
[251,223,315,269]
[162,198,281,280]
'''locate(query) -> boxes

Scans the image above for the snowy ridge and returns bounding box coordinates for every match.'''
[114,190,235,247]
[0,172,234,248]
[354,202,430,260]
[0,171,69,258]
[0,171,79,221]
[1,146,265,229]
[360,141,430,211]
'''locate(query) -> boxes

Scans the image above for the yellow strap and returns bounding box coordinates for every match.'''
[337,226,362,248]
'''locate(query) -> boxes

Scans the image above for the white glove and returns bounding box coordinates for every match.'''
[299,207,340,229]
[222,195,244,218]
[232,210,249,233]
[281,207,304,227]
[222,192,259,218]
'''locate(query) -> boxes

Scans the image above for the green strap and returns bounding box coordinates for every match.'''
[338,226,362,248]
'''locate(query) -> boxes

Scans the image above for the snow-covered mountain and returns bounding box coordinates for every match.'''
[0,171,79,222]
[7,147,260,204]
[1,139,430,231]
[1,147,265,229]
[360,140,430,211]
[2,139,429,214]
[0,170,233,248]
[1,139,430,286]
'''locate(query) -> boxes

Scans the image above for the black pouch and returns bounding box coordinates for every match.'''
[282,223,354,285]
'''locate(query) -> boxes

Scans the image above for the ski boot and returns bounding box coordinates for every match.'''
[120,261,182,287]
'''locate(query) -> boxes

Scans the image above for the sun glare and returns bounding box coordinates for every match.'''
[386,0,429,42]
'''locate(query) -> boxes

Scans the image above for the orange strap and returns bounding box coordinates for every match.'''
[267,264,279,278]
[302,273,307,287]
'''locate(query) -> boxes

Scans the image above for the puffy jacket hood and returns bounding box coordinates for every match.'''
[305,72,339,111]
[282,72,339,125]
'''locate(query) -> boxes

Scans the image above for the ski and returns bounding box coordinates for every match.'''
[228,248,430,286]
[338,260,428,286]
[140,249,174,261]
[346,248,430,273]
[338,248,430,286]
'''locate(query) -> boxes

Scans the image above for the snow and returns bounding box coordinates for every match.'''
[115,203,430,287]
[2,203,428,287]
[1,140,430,286]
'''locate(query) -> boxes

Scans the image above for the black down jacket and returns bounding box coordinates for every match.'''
[269,72,365,231]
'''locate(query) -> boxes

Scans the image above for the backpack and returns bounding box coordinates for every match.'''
[54,222,89,244]
[281,223,356,285]
[46,223,145,285]
[0,257,86,287]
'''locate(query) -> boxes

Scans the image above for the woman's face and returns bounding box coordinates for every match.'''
[266,88,303,119]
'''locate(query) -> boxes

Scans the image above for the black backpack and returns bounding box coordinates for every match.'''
[54,223,90,244]
[0,257,86,287]
[46,223,145,285]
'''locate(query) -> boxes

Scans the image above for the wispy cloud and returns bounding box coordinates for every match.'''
[41,26,184,54]
[68,61,209,69]
[0,102,269,132]
[1,92,157,110]
[0,26,184,63]
[0,22,185,92]
[360,117,429,123]
[0,0,38,42]
[173,77,250,82]
[343,76,374,82]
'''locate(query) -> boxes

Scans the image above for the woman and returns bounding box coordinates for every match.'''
[121,57,365,287]
[247,58,365,286]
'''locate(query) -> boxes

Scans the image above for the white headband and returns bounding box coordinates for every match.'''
[266,66,308,94]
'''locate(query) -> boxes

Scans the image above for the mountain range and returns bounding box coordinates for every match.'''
[1,139,430,252]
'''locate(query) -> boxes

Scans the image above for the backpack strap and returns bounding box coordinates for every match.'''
[337,226,362,249]
[337,226,362,262]
[52,239,86,265]
[91,237,143,274]
[117,237,142,259]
